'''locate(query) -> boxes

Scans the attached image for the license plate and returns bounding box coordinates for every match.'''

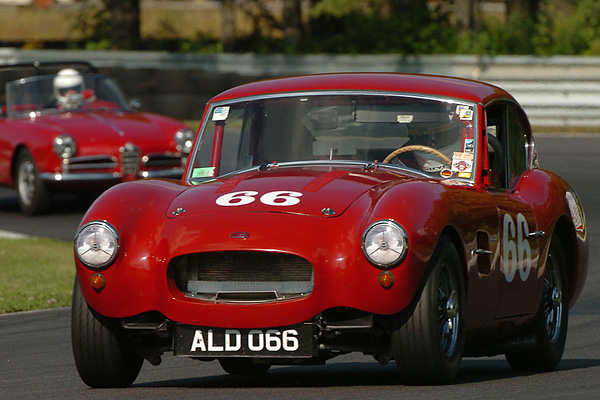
[174,323,317,357]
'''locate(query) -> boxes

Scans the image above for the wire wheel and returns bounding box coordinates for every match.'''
[505,233,569,372]
[392,236,465,385]
[438,265,460,358]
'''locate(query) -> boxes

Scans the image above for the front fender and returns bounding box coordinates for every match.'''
[75,179,187,313]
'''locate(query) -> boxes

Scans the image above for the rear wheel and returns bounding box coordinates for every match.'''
[71,279,143,388]
[505,234,568,371]
[391,237,465,385]
[218,358,271,375]
[15,149,50,215]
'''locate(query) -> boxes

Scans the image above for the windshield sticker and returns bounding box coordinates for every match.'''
[464,139,475,152]
[192,167,216,178]
[456,105,473,121]
[212,106,230,121]
[440,169,453,178]
[451,152,473,174]
[396,115,414,123]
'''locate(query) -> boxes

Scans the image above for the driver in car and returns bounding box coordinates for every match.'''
[53,68,95,110]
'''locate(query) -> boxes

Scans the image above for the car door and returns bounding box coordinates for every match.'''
[485,102,541,319]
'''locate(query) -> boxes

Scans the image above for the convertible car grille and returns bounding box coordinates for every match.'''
[63,155,118,171]
[169,251,314,302]
[120,143,140,176]
[142,153,183,168]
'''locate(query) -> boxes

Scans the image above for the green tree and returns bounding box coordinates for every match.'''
[72,0,140,50]
[534,0,600,55]
[306,0,456,54]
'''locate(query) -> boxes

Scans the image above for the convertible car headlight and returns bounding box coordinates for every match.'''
[75,221,120,269]
[174,128,195,153]
[362,220,408,267]
[53,134,77,159]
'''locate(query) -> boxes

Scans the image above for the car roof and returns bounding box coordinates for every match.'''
[209,73,516,106]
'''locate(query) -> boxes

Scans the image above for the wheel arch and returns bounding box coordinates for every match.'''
[440,225,469,294]
[10,144,29,185]
[402,227,467,317]
[551,215,577,307]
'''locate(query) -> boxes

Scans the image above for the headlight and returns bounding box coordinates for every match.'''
[74,221,120,269]
[362,220,408,267]
[174,128,195,153]
[53,134,77,159]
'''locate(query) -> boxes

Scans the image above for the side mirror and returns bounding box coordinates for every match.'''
[129,99,141,110]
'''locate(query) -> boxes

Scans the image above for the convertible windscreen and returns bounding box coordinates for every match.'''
[5,74,129,116]
[191,94,477,180]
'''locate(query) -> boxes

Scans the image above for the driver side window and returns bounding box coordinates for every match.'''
[485,104,507,189]
[485,102,531,189]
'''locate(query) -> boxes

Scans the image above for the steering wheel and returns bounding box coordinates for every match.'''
[383,145,452,166]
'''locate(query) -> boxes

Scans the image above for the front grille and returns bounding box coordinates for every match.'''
[170,251,314,302]
[63,155,118,171]
[120,143,140,176]
[142,153,183,168]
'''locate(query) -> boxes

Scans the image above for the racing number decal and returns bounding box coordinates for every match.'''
[502,213,532,282]
[216,191,303,207]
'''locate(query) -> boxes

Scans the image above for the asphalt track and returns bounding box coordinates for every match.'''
[0,134,599,399]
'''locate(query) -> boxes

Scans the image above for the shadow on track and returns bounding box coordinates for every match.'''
[130,358,600,389]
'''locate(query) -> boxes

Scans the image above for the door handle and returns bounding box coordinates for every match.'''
[471,248,493,257]
[528,230,545,238]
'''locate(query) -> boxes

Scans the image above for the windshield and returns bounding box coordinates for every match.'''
[190,93,477,181]
[4,73,129,117]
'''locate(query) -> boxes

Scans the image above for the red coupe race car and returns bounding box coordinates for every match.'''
[0,61,195,214]
[71,73,588,387]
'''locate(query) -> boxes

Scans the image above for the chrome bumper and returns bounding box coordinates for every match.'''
[40,168,184,182]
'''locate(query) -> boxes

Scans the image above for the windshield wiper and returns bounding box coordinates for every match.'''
[258,161,278,171]
[362,160,379,171]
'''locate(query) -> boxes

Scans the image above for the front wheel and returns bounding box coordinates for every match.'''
[71,278,143,388]
[391,236,465,385]
[505,233,569,371]
[15,149,50,215]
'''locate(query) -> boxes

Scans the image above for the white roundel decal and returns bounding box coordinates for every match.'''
[216,190,303,207]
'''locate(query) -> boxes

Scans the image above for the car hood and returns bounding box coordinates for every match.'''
[167,164,417,218]
[35,111,167,144]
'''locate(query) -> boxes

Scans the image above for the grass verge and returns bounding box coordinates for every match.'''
[0,237,74,314]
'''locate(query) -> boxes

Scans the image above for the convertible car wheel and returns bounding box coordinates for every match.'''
[218,358,271,375]
[71,279,143,388]
[15,149,50,215]
[391,236,465,385]
[505,234,568,372]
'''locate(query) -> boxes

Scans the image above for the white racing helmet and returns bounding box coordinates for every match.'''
[53,68,85,109]
[407,118,461,173]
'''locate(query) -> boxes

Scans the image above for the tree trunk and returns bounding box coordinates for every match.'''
[454,0,479,33]
[283,0,302,46]
[106,0,140,50]
[221,0,236,52]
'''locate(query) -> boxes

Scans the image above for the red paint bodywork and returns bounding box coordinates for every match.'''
[74,73,588,351]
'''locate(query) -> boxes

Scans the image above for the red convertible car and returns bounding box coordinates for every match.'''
[71,73,588,387]
[0,62,195,214]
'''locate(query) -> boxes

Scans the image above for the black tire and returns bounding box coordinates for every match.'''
[71,278,143,388]
[505,234,569,372]
[218,358,271,375]
[15,149,50,215]
[391,236,465,385]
